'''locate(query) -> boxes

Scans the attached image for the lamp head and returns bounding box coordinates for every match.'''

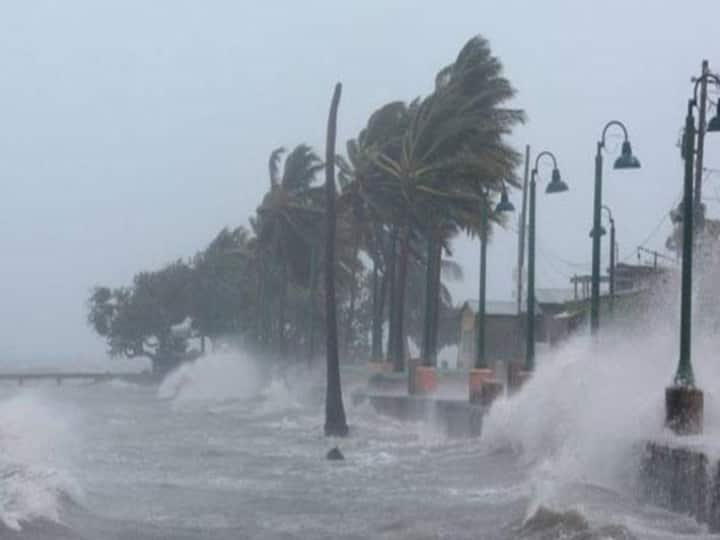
[495,188,515,213]
[546,168,569,194]
[614,140,641,169]
[707,108,720,133]
[589,225,607,238]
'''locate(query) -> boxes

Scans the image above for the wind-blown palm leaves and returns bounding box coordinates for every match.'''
[361,36,524,369]
[252,144,324,353]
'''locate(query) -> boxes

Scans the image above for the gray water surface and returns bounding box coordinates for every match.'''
[0,375,715,540]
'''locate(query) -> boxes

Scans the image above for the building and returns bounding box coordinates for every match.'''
[456,290,585,370]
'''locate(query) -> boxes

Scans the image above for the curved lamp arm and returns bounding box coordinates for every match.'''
[601,204,614,224]
[599,120,630,149]
[693,72,720,105]
[533,150,558,173]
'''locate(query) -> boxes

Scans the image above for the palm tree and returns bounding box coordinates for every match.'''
[369,35,524,370]
[252,144,324,355]
[324,83,349,437]
[337,102,412,366]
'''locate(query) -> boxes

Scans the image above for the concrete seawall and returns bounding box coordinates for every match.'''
[356,393,485,438]
[640,440,720,530]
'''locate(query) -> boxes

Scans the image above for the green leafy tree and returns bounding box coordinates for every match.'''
[190,227,255,351]
[88,260,194,375]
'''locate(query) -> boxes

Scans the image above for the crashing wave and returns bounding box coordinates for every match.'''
[157,351,264,405]
[0,393,83,531]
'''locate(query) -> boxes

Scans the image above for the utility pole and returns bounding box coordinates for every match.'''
[516,145,530,314]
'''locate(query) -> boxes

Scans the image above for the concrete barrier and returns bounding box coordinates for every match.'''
[640,440,717,529]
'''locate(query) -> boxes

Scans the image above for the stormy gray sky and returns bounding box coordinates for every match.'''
[1,1,718,367]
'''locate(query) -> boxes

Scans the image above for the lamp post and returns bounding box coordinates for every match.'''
[524,151,569,374]
[591,122,641,335]
[469,187,514,404]
[665,69,720,435]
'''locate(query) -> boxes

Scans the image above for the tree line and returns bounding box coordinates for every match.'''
[87,35,524,380]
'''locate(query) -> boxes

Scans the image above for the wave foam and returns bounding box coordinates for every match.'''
[157,351,264,406]
[0,393,82,531]
[481,329,672,502]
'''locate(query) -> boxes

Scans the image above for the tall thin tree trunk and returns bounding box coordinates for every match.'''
[342,225,361,359]
[392,222,410,372]
[307,244,318,365]
[429,238,442,366]
[323,83,348,437]
[377,266,388,355]
[421,235,433,361]
[371,254,384,361]
[386,228,398,362]
[278,259,288,357]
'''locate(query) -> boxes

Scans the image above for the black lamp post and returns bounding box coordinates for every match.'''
[666,70,720,435]
[591,122,641,335]
[525,152,568,373]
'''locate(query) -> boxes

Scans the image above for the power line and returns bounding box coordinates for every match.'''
[619,194,681,263]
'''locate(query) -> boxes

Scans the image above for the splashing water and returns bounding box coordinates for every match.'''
[480,298,720,519]
[0,392,82,531]
[157,351,265,406]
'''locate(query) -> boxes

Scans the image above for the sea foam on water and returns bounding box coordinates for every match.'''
[157,351,264,406]
[480,282,720,524]
[0,392,82,531]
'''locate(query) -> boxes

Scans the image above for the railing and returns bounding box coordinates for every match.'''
[0,372,153,386]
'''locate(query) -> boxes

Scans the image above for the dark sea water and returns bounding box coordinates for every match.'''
[0,349,718,540]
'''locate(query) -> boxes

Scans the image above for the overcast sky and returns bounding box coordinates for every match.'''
[1,1,718,367]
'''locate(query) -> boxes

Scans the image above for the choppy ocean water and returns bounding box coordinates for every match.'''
[1,348,718,540]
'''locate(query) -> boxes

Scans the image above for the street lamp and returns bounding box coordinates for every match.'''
[525,151,568,373]
[470,186,514,404]
[589,205,616,316]
[591,121,640,335]
[666,69,720,435]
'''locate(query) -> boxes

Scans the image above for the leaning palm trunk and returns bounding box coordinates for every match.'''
[307,244,318,365]
[420,234,436,364]
[385,228,398,361]
[391,221,410,372]
[370,253,385,361]
[323,83,348,437]
[278,259,288,357]
[428,237,443,366]
[342,225,362,358]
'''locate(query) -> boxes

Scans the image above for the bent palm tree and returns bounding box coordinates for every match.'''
[370,35,524,370]
[253,144,324,355]
[324,83,349,437]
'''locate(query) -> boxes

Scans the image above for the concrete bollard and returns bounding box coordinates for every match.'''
[666,385,703,435]
[407,358,420,395]
[413,366,437,395]
[468,369,493,403]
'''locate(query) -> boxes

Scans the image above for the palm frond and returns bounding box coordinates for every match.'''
[268,147,285,188]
